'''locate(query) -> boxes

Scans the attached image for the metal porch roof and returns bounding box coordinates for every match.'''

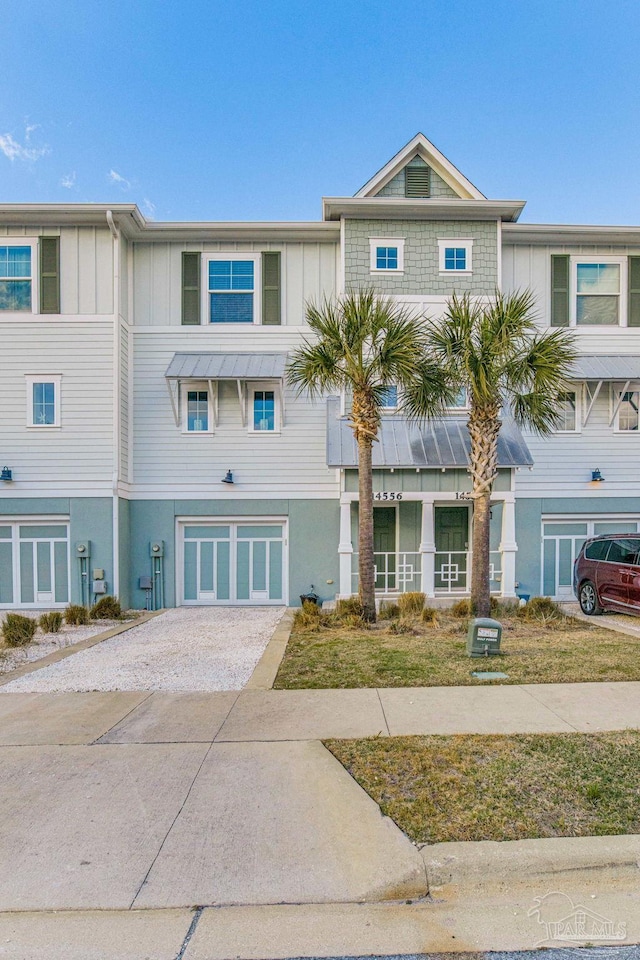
[326,398,533,469]
[165,352,288,380]
[571,356,640,381]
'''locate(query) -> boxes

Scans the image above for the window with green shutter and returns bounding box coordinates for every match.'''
[628,257,640,327]
[181,252,201,325]
[262,252,281,325]
[39,237,60,314]
[551,255,570,327]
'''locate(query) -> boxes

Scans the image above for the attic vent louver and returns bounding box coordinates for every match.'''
[405,164,430,197]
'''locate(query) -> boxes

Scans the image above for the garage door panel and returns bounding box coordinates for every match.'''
[183,541,198,601]
[269,541,283,600]
[216,541,231,600]
[54,541,69,604]
[236,541,250,601]
[0,543,13,604]
[20,542,35,604]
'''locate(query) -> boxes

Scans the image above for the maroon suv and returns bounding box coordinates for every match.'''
[574,533,640,615]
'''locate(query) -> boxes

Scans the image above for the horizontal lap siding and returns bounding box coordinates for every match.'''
[120,322,130,480]
[0,321,114,480]
[133,242,337,326]
[132,331,338,493]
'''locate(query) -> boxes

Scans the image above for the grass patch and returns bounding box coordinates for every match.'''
[274,606,640,688]
[324,731,640,843]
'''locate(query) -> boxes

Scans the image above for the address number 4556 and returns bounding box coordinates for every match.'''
[374,492,403,501]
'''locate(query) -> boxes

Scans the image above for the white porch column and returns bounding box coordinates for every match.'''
[498,494,518,598]
[419,496,436,598]
[338,498,354,597]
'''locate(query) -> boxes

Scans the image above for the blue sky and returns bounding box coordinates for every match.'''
[3,0,640,224]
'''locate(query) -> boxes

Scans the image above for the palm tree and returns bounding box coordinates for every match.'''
[287,288,455,622]
[429,291,577,617]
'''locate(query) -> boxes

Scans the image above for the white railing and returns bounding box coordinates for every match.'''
[351,552,422,594]
[435,550,503,594]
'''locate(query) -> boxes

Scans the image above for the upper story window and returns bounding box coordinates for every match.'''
[369,238,404,273]
[614,388,639,432]
[379,385,399,409]
[0,245,32,311]
[438,239,473,275]
[554,389,580,432]
[250,383,279,433]
[26,375,61,428]
[447,387,469,411]
[575,260,623,325]
[209,259,255,323]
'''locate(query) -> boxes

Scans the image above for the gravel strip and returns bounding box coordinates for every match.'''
[0,615,123,676]
[0,607,285,693]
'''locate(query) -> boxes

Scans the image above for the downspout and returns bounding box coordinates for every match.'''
[107,210,120,598]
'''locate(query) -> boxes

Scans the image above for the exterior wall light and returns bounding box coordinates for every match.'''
[0,467,12,482]
[222,470,234,484]
[591,468,605,482]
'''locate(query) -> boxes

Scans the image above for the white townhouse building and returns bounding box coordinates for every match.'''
[1,134,639,610]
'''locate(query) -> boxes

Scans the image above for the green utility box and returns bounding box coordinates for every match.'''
[467,617,502,657]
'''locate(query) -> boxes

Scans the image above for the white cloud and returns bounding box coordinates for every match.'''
[60,172,76,189]
[108,169,131,189]
[142,198,156,219]
[0,132,49,162]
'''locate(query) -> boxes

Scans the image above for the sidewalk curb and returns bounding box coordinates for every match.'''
[245,608,294,690]
[0,610,165,687]
[421,834,640,894]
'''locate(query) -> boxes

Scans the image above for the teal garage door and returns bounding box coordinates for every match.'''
[0,522,69,608]
[182,521,286,604]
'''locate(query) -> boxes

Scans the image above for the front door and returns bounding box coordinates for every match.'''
[435,506,469,592]
[373,507,397,591]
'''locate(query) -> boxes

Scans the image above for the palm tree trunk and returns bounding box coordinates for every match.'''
[357,435,376,622]
[468,409,501,618]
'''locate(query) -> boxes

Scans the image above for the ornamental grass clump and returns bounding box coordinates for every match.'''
[518,596,565,625]
[2,613,37,647]
[294,601,323,630]
[65,604,89,626]
[398,592,425,616]
[379,600,400,620]
[421,605,439,625]
[39,611,63,633]
[90,596,122,620]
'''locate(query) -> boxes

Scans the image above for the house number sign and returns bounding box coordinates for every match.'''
[374,492,403,501]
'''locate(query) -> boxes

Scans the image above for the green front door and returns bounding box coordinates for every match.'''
[373,507,397,590]
[435,506,469,591]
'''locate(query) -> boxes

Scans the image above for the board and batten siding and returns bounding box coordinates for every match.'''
[132,329,339,495]
[517,385,640,496]
[132,242,337,326]
[0,321,114,483]
[502,242,640,344]
[0,225,114,315]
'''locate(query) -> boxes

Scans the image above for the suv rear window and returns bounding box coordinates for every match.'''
[585,539,611,560]
[605,538,640,565]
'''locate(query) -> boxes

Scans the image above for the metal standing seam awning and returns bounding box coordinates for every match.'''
[569,356,640,426]
[325,398,533,469]
[164,352,288,427]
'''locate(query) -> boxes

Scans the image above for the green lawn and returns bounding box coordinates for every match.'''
[325,731,640,843]
[274,608,640,688]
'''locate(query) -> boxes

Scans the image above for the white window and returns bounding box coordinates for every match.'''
[369,238,405,273]
[205,255,260,324]
[571,256,627,326]
[614,387,639,432]
[181,383,215,433]
[438,239,473,274]
[26,375,61,428]
[249,383,279,433]
[0,242,35,313]
[554,389,581,432]
[379,385,399,409]
[447,387,469,411]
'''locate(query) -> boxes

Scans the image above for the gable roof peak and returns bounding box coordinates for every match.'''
[355,132,486,201]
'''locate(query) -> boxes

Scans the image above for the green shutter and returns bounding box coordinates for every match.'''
[405,165,430,198]
[39,237,60,314]
[181,252,201,325]
[551,255,570,327]
[628,257,640,327]
[262,252,281,325]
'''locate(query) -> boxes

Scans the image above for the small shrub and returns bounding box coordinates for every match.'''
[341,613,368,630]
[379,600,400,620]
[517,596,564,624]
[39,611,63,634]
[294,601,323,630]
[2,613,37,647]
[389,617,416,635]
[398,592,426,617]
[421,605,439,625]
[335,597,364,620]
[450,598,473,618]
[65,604,89,626]
[90,596,122,620]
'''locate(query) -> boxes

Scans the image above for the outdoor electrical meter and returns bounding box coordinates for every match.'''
[467,617,502,657]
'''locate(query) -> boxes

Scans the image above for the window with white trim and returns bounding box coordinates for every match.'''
[249,383,279,433]
[181,383,214,433]
[0,244,33,312]
[572,256,626,326]
[614,388,639,432]
[438,239,473,274]
[26,375,61,427]
[554,389,580,432]
[207,256,258,324]
[379,385,399,409]
[369,238,405,273]
[447,387,469,410]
